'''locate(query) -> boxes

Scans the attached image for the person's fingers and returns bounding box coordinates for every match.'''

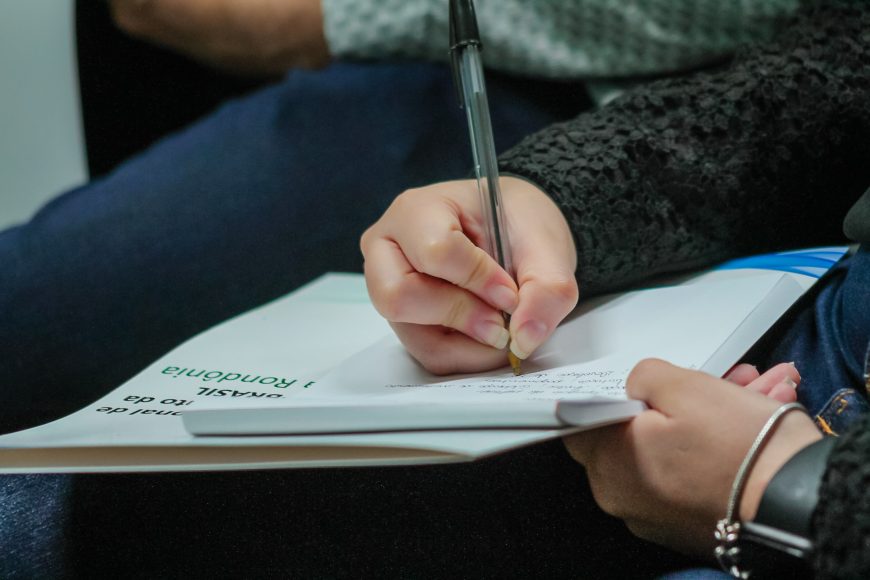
[767,381,799,403]
[625,358,719,412]
[509,275,578,359]
[627,358,798,416]
[744,362,800,396]
[724,362,799,402]
[362,178,577,373]
[724,363,760,386]
[363,238,509,349]
[388,189,519,313]
[390,322,508,375]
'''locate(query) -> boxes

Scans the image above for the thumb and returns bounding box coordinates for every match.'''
[626,358,720,412]
[509,272,578,360]
[503,180,578,360]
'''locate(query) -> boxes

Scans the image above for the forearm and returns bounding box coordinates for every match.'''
[110,0,329,75]
[499,1,870,296]
[323,0,798,79]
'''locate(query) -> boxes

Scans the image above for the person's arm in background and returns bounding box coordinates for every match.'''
[108,0,330,75]
[363,0,870,371]
[325,0,799,79]
[108,0,798,78]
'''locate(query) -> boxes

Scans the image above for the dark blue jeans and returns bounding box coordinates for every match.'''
[0,61,586,434]
[746,246,870,434]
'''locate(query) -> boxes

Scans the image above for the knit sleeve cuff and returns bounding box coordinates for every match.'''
[812,413,870,578]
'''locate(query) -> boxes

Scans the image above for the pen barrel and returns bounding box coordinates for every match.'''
[458,46,514,277]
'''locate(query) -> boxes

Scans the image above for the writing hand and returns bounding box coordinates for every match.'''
[361,177,578,375]
[564,359,821,557]
[109,0,329,76]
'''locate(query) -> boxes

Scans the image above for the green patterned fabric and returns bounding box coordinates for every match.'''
[322,0,800,79]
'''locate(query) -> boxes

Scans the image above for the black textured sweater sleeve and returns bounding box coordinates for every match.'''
[813,413,870,578]
[499,1,870,297]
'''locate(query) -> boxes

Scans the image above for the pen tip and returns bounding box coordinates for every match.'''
[508,351,522,376]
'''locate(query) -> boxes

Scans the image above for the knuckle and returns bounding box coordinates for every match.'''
[373,278,411,321]
[546,276,580,309]
[588,479,623,518]
[417,235,455,274]
[359,225,378,254]
[390,188,421,214]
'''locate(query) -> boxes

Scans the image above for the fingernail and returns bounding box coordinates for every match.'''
[787,361,796,366]
[488,285,517,313]
[784,377,798,390]
[474,320,510,349]
[510,320,549,360]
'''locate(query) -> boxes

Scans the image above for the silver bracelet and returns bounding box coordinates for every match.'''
[714,402,806,578]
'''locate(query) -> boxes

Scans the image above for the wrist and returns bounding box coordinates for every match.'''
[715,403,819,577]
[739,411,822,522]
[728,436,836,578]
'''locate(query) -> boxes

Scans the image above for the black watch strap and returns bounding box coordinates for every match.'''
[738,436,836,578]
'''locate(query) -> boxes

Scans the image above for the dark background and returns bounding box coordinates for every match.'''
[76,0,265,177]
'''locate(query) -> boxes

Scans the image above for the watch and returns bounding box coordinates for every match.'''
[738,436,836,578]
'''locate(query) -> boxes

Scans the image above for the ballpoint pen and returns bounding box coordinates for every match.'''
[449,0,522,375]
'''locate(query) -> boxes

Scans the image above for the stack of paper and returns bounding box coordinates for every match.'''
[0,248,847,472]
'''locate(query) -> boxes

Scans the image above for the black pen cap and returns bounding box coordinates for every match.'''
[449,0,482,50]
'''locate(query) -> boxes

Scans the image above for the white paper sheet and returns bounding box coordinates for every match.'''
[184,271,802,434]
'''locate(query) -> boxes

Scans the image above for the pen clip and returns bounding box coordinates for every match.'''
[448,0,482,109]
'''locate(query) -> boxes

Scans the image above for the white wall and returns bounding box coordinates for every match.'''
[0,0,87,229]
